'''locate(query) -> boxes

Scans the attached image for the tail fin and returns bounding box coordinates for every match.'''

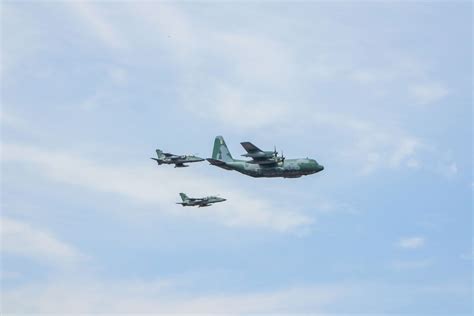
[212,136,234,162]
[156,149,165,159]
[179,193,189,202]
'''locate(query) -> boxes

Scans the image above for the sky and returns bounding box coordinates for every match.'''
[1,1,472,314]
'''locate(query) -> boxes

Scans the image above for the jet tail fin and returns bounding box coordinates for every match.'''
[156,149,165,159]
[179,193,189,202]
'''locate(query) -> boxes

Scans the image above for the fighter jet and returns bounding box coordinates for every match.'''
[176,193,226,207]
[151,149,204,168]
[207,136,324,178]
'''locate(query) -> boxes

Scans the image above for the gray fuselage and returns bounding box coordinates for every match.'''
[224,158,324,178]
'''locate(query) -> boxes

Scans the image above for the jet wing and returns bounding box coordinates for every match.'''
[187,197,203,201]
[174,163,188,168]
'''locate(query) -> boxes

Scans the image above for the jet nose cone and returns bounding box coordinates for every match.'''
[319,165,324,171]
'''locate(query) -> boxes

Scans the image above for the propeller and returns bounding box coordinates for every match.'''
[272,145,279,161]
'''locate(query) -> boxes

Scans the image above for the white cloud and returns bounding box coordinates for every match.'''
[1,143,312,233]
[396,236,425,249]
[2,276,470,314]
[41,2,454,173]
[198,83,291,129]
[215,32,294,84]
[411,82,450,105]
[304,111,456,177]
[123,3,297,129]
[67,2,127,50]
[1,277,348,314]
[301,111,426,175]
[389,137,422,168]
[0,217,86,267]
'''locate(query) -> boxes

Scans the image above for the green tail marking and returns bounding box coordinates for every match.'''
[212,136,234,162]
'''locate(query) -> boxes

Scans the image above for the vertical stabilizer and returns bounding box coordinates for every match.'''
[156,149,165,159]
[212,136,234,162]
[179,193,189,202]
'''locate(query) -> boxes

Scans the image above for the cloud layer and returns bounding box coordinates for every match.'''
[1,217,85,267]
[2,143,312,233]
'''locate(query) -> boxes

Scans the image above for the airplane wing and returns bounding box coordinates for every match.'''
[241,142,278,165]
[240,142,264,154]
[198,200,211,207]
[163,152,175,157]
[187,197,202,201]
[174,163,189,168]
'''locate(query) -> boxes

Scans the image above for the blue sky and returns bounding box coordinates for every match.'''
[1,1,472,314]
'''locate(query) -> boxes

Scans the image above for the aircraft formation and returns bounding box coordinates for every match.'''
[151,136,324,206]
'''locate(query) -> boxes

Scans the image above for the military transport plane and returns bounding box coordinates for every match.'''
[207,136,324,178]
[176,193,226,207]
[151,149,204,168]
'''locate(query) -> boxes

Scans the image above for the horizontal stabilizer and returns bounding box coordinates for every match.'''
[207,158,233,170]
[150,157,163,165]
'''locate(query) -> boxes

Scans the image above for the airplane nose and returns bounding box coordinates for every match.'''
[310,160,323,172]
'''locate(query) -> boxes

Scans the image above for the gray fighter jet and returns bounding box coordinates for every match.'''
[151,149,204,168]
[207,136,324,178]
[176,193,226,207]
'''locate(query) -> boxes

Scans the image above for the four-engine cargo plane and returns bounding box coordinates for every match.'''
[151,149,204,168]
[176,193,226,207]
[207,136,324,178]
